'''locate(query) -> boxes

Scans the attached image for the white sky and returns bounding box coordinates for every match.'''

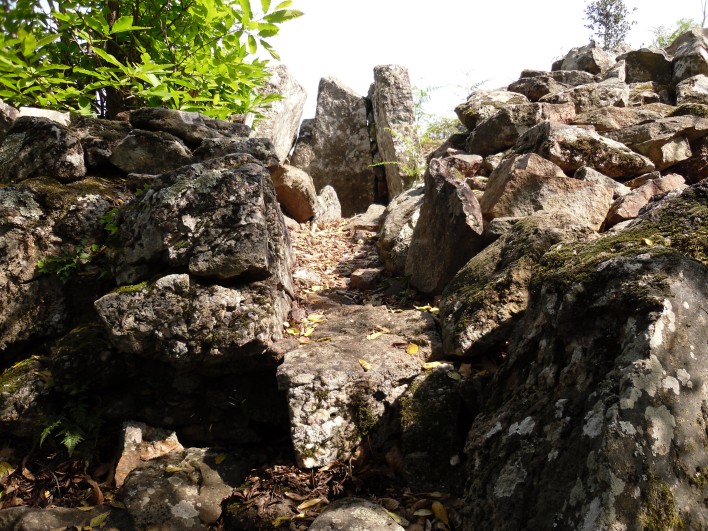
[266,0,704,118]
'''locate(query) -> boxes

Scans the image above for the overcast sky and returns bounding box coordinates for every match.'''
[265,0,704,118]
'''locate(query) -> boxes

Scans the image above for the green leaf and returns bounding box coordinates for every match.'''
[89,511,110,527]
[247,34,257,54]
[265,9,303,23]
[92,47,123,68]
[261,0,272,13]
[110,15,138,34]
[274,0,293,9]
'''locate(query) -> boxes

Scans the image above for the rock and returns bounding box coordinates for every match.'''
[349,267,384,290]
[604,115,708,170]
[0,117,86,184]
[574,166,631,199]
[192,136,279,169]
[109,129,192,174]
[276,305,440,468]
[0,357,48,437]
[454,90,529,131]
[513,122,656,179]
[553,42,616,75]
[348,203,386,231]
[669,28,708,83]
[289,118,315,169]
[539,80,630,113]
[441,151,483,178]
[309,498,404,531]
[115,422,184,488]
[377,184,424,274]
[619,48,672,84]
[482,216,521,244]
[673,135,708,183]
[521,69,598,86]
[315,185,342,222]
[480,154,613,230]
[291,77,376,216]
[628,81,669,106]
[271,164,318,222]
[18,106,71,126]
[441,212,595,358]
[405,158,484,295]
[128,107,250,149]
[507,74,569,102]
[604,173,688,228]
[0,505,127,531]
[0,99,19,138]
[371,64,421,199]
[574,106,664,133]
[70,115,131,170]
[676,74,708,105]
[466,102,576,157]
[460,183,708,529]
[112,154,292,290]
[603,58,626,82]
[250,64,307,162]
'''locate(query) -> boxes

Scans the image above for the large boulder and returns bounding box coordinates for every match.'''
[539,80,630,113]
[507,74,569,102]
[480,154,613,230]
[620,48,672,84]
[371,64,421,199]
[459,183,708,530]
[574,106,665,133]
[290,77,376,216]
[552,42,616,75]
[454,90,529,131]
[377,183,424,274]
[513,122,656,179]
[668,28,708,83]
[270,164,318,222]
[520,69,597,86]
[70,115,131,170]
[675,74,708,105]
[192,136,279,169]
[0,117,86,184]
[310,498,404,531]
[0,99,18,139]
[250,64,307,162]
[405,158,484,295]
[673,135,708,183]
[109,129,192,174]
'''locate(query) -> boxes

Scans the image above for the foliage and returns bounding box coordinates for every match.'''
[372,127,426,182]
[99,207,120,237]
[584,0,636,50]
[39,385,102,458]
[0,0,302,118]
[651,18,699,49]
[37,241,104,283]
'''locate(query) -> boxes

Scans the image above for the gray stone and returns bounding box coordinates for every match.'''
[520,69,598,86]
[371,64,421,199]
[619,48,672,84]
[70,114,131,169]
[508,75,569,102]
[573,166,631,199]
[513,122,655,180]
[0,357,48,437]
[110,129,192,175]
[553,42,616,75]
[377,184,424,274]
[0,117,86,184]
[0,99,18,139]
[0,506,125,531]
[309,498,404,531]
[250,64,307,162]
[574,106,664,133]
[539,80,630,113]
[192,136,279,170]
[676,74,708,105]
[276,304,440,468]
[315,184,342,223]
[669,28,708,83]
[605,173,687,227]
[454,90,529,131]
[673,135,708,183]
[18,106,71,126]
[271,164,318,222]
[405,158,484,295]
[348,203,386,231]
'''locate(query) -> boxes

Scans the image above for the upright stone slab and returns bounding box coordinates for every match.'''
[290,77,375,216]
[371,64,421,199]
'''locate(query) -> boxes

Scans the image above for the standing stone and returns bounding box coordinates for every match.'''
[377,183,424,274]
[371,64,421,199]
[290,77,375,217]
[251,64,307,162]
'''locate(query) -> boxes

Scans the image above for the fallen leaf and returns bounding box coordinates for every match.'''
[432,500,449,525]
[297,497,324,511]
[214,453,226,465]
[643,238,653,246]
[422,361,442,370]
[358,359,372,371]
[109,501,126,509]
[413,508,433,516]
[0,461,14,479]
[447,371,462,381]
[366,331,383,340]
[297,337,311,345]
[406,343,419,355]
[78,506,94,512]
[165,465,183,473]
[375,325,391,333]
[284,491,309,501]
[315,336,332,343]
[286,327,301,336]
[272,515,291,527]
[385,510,408,526]
[306,313,325,323]
[302,326,315,337]
[89,512,110,528]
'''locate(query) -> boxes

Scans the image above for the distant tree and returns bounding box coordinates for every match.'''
[651,18,700,48]
[584,0,637,50]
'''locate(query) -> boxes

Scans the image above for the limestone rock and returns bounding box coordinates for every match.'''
[128,107,250,149]
[0,117,86,184]
[574,106,664,133]
[466,102,576,156]
[669,28,708,83]
[289,118,315,169]
[513,122,655,179]
[271,164,318,222]
[348,203,386,231]
[454,90,529,131]
[110,129,192,174]
[442,151,483,178]
[619,48,672,84]
[250,64,307,162]
[349,267,383,290]
[480,154,613,230]
[553,42,616,75]
[605,173,688,227]
[676,74,708,105]
[405,158,484,295]
[377,184,424,274]
[539,80,630,113]
[315,184,342,222]
[276,305,440,468]
[371,64,421,199]
[192,136,279,169]
[310,498,404,531]
[70,114,131,170]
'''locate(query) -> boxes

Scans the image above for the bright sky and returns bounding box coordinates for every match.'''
[266,0,704,118]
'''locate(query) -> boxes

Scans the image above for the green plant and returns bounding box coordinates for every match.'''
[584,0,636,50]
[372,127,426,183]
[651,18,699,48]
[0,0,302,118]
[99,207,120,237]
[37,241,103,283]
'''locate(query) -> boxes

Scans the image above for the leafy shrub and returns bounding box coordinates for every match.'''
[584,0,636,50]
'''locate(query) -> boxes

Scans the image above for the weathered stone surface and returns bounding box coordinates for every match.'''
[310,498,404,531]
[669,28,708,83]
[349,267,383,290]
[0,117,86,184]
[454,90,529,131]
[0,357,48,437]
[604,115,708,170]
[377,184,424,274]
[507,75,568,102]
[553,42,616,75]
[315,184,342,222]
[110,129,192,175]
[574,106,664,133]
[115,421,184,487]
[676,74,708,105]
[291,77,376,216]
[18,106,71,126]
[348,203,386,231]
[128,107,250,149]
[0,505,127,531]
[673,135,708,183]
[574,166,631,199]
[513,122,656,179]
[480,154,613,230]
[619,48,672,84]
[289,118,315,169]
[271,164,318,222]
[276,305,440,468]
[441,151,483,178]
[112,154,292,289]
[405,158,484,295]
[95,274,291,372]
[192,136,279,169]
[521,69,597,86]
[459,184,708,530]
[0,99,18,138]
[466,102,575,157]
[605,173,687,227]
[539,80,630,113]
[371,64,421,199]
[628,81,670,106]
[250,64,307,162]
[603,59,626,82]
[70,114,131,169]
[441,213,594,358]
